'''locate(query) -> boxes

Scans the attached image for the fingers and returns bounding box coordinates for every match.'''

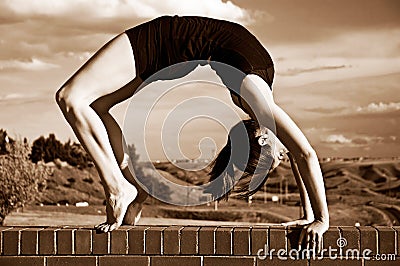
[305,229,311,250]
[298,226,322,256]
[312,232,317,256]
[318,234,323,254]
[95,222,120,233]
[298,227,307,250]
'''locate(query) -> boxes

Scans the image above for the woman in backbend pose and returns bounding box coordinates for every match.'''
[56,16,329,250]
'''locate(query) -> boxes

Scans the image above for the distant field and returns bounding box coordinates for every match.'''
[5,158,399,227]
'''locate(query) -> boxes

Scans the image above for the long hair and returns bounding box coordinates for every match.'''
[207,119,279,200]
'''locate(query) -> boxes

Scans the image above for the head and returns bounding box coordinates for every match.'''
[207,119,286,200]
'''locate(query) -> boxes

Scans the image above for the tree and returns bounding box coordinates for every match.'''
[30,134,93,168]
[30,136,46,163]
[0,140,47,224]
[0,129,15,155]
[127,144,171,201]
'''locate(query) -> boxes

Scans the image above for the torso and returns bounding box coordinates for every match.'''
[125,15,274,92]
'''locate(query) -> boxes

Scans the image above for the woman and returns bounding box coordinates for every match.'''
[56,16,328,251]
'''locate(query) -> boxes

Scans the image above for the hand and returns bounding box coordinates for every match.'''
[298,219,329,255]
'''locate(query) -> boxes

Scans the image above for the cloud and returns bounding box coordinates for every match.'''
[322,134,385,146]
[0,92,50,106]
[281,65,348,76]
[304,127,336,135]
[323,134,352,144]
[0,58,59,71]
[64,51,93,61]
[0,0,257,65]
[355,102,400,114]
[0,93,25,101]
[272,29,400,87]
[3,0,254,24]
[304,101,400,117]
[304,106,346,114]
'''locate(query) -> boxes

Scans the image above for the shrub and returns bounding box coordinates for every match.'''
[30,134,93,168]
[0,140,47,224]
[127,144,172,200]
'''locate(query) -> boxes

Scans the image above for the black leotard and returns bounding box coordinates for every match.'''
[125,16,274,93]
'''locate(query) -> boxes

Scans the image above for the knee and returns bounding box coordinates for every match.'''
[55,84,85,113]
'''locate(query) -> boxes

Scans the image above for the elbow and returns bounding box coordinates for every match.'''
[302,148,318,161]
[294,146,318,164]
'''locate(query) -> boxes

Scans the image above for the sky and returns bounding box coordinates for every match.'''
[0,0,399,160]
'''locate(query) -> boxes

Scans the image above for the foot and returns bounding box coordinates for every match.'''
[95,184,137,233]
[122,188,148,225]
[122,202,143,225]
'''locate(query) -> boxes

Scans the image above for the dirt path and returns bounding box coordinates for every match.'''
[3,209,273,227]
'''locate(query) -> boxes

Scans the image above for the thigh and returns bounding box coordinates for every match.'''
[60,33,137,104]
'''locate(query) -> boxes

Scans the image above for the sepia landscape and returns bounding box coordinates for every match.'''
[2,131,399,227]
[0,0,398,232]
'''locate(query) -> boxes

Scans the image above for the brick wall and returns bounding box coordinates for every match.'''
[0,226,398,265]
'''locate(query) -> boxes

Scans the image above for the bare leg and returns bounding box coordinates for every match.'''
[240,74,329,252]
[56,33,141,232]
[90,78,149,225]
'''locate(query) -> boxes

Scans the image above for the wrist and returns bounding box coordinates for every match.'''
[303,207,314,221]
[316,213,329,224]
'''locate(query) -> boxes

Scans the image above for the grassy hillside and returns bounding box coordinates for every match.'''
[36,158,400,226]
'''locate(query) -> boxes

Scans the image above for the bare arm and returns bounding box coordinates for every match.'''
[240,74,329,253]
[282,152,314,225]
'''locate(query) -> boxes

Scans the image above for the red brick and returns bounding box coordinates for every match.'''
[310,258,362,266]
[251,227,268,255]
[110,228,128,254]
[394,226,400,256]
[364,259,399,266]
[145,226,165,255]
[340,227,360,254]
[203,256,255,266]
[99,255,149,266]
[359,227,377,255]
[233,227,250,255]
[3,228,21,255]
[47,256,97,266]
[322,227,340,251]
[0,227,13,255]
[74,228,92,255]
[92,231,109,255]
[151,256,202,266]
[163,226,183,255]
[198,227,216,255]
[286,226,302,251]
[257,256,307,266]
[20,228,42,255]
[375,226,396,254]
[56,228,74,255]
[128,226,147,254]
[180,226,199,254]
[39,228,56,255]
[269,227,286,252]
[0,256,45,266]
[215,227,233,255]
